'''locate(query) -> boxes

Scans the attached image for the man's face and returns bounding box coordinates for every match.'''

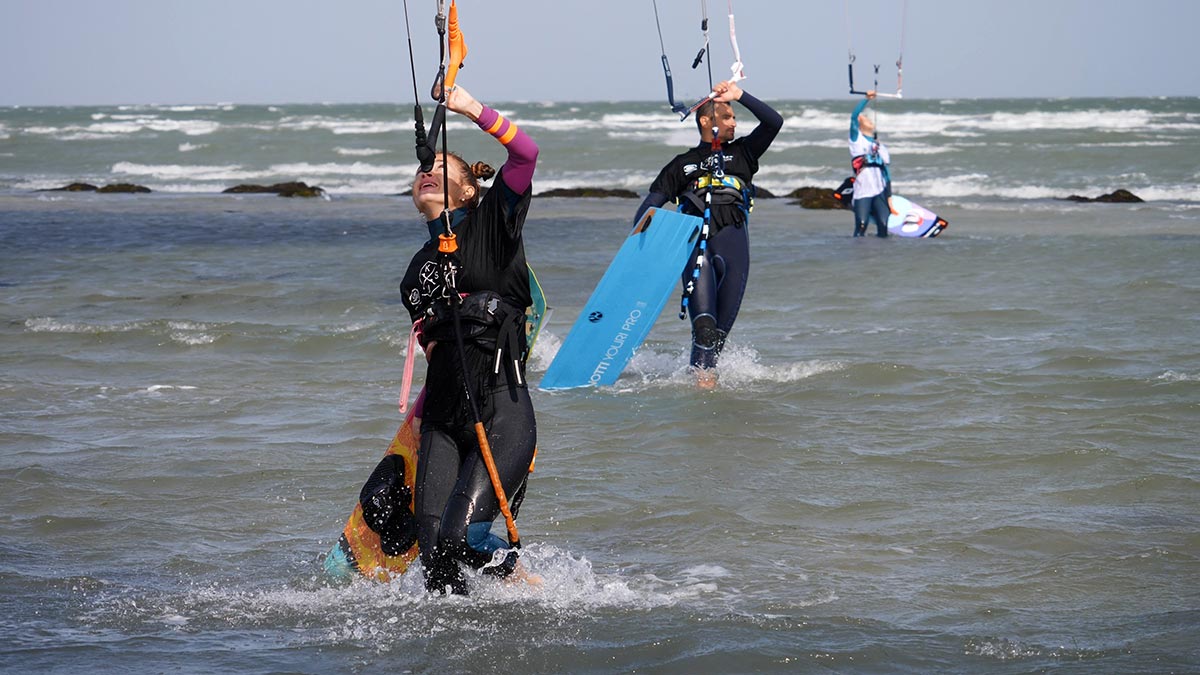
[702,103,737,143]
[714,103,737,142]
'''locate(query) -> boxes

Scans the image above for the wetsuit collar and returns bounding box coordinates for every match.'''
[426,207,468,241]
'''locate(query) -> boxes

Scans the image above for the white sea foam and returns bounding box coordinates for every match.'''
[973,109,1157,132]
[334,147,389,157]
[888,142,960,155]
[600,112,681,130]
[160,542,698,637]
[775,137,958,155]
[170,332,217,346]
[606,128,700,148]
[782,109,851,132]
[269,161,409,177]
[178,143,205,152]
[1157,370,1197,382]
[111,162,270,182]
[895,174,1067,200]
[1079,141,1174,148]
[533,173,653,195]
[782,107,1195,136]
[24,118,220,139]
[1131,185,1200,202]
[306,179,407,194]
[755,163,833,176]
[770,139,847,150]
[612,342,845,392]
[274,116,425,135]
[897,176,1198,203]
[515,118,594,132]
[167,321,211,331]
[24,317,142,333]
[715,345,847,388]
[328,322,378,334]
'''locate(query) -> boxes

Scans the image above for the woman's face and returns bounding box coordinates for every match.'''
[858,113,875,136]
[411,153,475,217]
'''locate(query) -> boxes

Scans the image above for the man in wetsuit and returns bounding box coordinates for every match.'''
[633,80,783,388]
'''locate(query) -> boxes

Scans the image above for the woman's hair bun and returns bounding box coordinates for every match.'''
[470,161,496,181]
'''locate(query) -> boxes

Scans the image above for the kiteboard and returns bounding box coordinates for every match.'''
[323,267,548,582]
[323,391,424,582]
[539,207,701,390]
[887,194,948,237]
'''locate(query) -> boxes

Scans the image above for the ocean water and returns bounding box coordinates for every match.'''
[1,98,1199,673]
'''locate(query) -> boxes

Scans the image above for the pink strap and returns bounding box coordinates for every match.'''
[398,323,420,414]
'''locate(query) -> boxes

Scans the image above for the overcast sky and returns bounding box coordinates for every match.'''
[3,0,1197,106]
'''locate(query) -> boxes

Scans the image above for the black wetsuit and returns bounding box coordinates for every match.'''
[399,173,535,594]
[633,92,782,369]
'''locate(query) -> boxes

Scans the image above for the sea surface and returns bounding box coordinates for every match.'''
[1,98,1198,673]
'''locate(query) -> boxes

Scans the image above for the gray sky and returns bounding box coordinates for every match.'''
[2,0,1196,106]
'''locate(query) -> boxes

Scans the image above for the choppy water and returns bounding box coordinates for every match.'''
[2,98,1199,673]
[3,97,1199,203]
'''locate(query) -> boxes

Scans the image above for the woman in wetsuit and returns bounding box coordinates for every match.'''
[633,80,783,388]
[849,90,892,237]
[400,84,539,594]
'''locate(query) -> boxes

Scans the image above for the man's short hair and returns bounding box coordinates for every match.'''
[694,100,729,134]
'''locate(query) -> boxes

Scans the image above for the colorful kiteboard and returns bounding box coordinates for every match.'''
[323,267,548,582]
[539,207,702,390]
[323,391,424,582]
[831,178,948,238]
[887,195,948,238]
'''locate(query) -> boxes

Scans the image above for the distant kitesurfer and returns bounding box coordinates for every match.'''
[400,84,539,594]
[634,79,783,388]
[848,90,892,237]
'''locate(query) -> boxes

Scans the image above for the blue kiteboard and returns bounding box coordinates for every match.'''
[540,207,702,390]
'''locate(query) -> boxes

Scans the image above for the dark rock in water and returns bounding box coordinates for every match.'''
[39,182,99,192]
[223,184,275,194]
[786,186,843,210]
[38,182,151,193]
[1063,189,1144,203]
[275,182,325,198]
[223,181,326,198]
[96,183,152,193]
[539,187,639,199]
[754,186,776,198]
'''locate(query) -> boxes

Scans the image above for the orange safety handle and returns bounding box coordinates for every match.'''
[438,232,458,254]
[444,0,468,92]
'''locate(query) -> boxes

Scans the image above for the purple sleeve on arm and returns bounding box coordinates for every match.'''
[476,105,538,194]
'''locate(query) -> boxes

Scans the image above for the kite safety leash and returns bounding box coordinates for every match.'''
[679,128,726,319]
